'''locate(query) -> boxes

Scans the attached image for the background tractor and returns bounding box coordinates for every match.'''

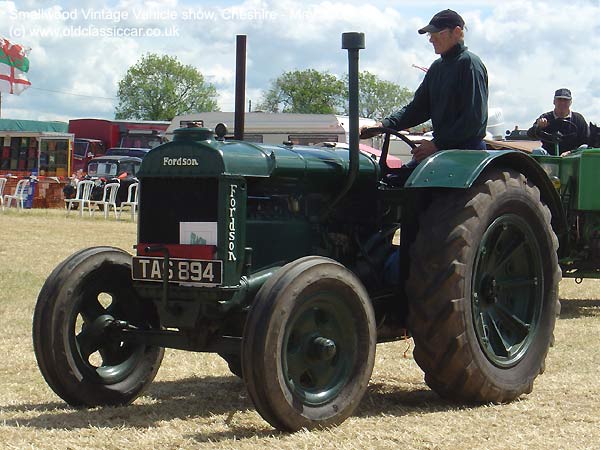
[36,32,590,431]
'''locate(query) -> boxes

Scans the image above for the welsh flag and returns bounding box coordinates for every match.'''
[0,37,31,95]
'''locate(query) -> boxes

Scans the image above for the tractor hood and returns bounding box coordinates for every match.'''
[137,128,380,184]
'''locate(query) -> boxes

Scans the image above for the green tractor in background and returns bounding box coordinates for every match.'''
[32,33,596,431]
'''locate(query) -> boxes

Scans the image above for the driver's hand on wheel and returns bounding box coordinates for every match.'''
[411,139,438,162]
[536,117,549,129]
[359,122,383,139]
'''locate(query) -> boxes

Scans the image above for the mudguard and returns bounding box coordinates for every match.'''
[404,149,568,250]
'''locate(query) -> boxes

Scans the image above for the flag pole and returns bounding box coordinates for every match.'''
[0,91,2,118]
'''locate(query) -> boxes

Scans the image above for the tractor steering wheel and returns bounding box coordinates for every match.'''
[365,127,417,175]
[535,118,579,155]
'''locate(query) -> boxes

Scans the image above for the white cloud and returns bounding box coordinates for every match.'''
[0,0,599,132]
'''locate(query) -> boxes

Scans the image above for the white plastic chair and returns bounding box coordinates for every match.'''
[0,178,7,210]
[119,182,139,221]
[90,182,120,219]
[3,179,30,210]
[65,179,94,216]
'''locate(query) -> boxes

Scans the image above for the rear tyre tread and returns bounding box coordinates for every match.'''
[407,169,560,403]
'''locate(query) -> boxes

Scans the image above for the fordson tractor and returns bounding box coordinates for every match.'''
[34,33,595,431]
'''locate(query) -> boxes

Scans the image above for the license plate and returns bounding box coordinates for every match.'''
[132,256,223,285]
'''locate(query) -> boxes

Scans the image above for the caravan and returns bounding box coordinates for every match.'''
[167,112,355,145]
[166,112,417,161]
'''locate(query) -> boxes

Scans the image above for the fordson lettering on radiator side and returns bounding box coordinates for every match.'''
[228,184,237,261]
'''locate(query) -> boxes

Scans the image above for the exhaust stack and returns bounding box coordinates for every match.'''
[234,35,247,140]
[321,32,365,220]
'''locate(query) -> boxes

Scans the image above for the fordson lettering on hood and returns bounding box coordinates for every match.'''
[163,157,199,166]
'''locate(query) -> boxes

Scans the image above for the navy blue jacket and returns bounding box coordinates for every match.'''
[382,42,488,150]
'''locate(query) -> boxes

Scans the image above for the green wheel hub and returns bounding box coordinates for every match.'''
[72,283,146,384]
[472,214,544,368]
[283,294,357,406]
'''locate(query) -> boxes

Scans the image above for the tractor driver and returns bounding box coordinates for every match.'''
[527,88,589,155]
[361,10,488,316]
[360,9,489,171]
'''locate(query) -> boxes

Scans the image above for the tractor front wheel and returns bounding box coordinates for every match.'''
[33,247,164,406]
[242,257,376,431]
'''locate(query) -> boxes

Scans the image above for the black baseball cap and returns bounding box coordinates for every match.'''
[418,9,465,34]
[554,88,572,100]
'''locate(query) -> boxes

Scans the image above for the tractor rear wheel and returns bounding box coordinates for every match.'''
[242,257,376,431]
[32,247,164,406]
[407,169,560,403]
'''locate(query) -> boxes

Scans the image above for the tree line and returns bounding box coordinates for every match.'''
[116,53,414,122]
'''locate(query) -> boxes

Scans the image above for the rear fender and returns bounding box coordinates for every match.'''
[404,149,568,253]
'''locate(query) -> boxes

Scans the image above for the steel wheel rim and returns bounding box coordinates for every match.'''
[472,214,544,368]
[282,292,357,406]
[71,284,145,384]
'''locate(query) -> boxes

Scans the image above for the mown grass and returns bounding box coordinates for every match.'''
[1,209,599,449]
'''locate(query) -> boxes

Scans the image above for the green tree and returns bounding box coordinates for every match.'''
[257,69,346,114]
[115,53,219,121]
[350,71,413,119]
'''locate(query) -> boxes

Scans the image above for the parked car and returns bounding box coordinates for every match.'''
[105,147,151,158]
[86,155,142,205]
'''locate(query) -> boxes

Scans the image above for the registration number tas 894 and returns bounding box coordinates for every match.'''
[132,256,223,285]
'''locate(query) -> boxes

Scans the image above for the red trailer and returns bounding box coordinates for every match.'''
[68,119,169,172]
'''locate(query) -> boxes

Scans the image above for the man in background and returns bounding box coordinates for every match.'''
[527,88,588,155]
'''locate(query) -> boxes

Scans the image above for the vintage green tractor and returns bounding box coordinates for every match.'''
[34,33,593,431]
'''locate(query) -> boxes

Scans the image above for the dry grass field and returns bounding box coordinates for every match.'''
[1,209,599,449]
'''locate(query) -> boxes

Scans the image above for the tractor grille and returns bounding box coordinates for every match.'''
[138,177,219,244]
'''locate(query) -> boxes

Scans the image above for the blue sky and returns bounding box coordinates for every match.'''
[1,0,599,132]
